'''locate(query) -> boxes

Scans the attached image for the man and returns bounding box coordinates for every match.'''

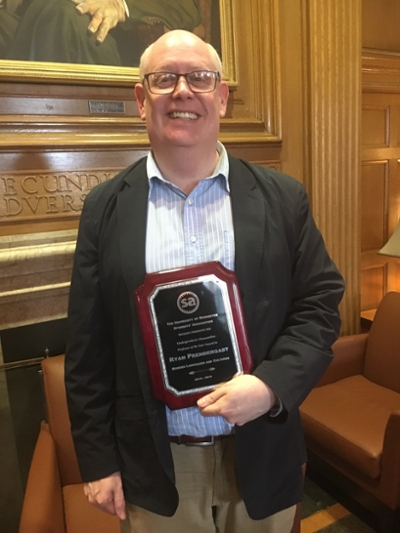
[65,30,345,533]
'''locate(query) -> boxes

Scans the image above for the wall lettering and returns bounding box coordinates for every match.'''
[0,169,121,221]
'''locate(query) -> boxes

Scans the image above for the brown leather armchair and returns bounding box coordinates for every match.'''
[18,355,119,533]
[300,291,400,533]
[19,354,302,533]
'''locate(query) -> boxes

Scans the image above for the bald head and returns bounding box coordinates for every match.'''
[138,30,223,79]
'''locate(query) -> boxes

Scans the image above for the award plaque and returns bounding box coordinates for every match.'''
[135,262,253,410]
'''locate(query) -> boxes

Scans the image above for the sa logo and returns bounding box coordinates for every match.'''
[177,291,200,314]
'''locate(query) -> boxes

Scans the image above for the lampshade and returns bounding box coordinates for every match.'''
[378,220,400,258]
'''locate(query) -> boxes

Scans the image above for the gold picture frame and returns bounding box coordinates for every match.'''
[0,0,237,87]
[0,0,281,143]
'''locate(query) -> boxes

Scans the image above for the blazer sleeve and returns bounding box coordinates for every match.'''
[65,195,120,482]
[252,180,345,414]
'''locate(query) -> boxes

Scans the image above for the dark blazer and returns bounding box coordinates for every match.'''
[65,154,344,519]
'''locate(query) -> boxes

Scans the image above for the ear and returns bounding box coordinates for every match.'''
[218,81,229,118]
[134,83,147,121]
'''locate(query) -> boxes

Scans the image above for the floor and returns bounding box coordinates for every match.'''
[301,477,376,533]
[0,361,379,533]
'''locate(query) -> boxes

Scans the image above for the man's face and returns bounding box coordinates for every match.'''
[135,33,229,154]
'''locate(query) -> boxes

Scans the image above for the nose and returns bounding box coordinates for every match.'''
[172,75,192,96]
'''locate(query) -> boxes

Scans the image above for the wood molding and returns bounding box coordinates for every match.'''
[363,50,400,93]
[0,231,75,329]
[303,0,362,335]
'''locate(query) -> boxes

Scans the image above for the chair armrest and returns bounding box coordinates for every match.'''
[316,334,368,387]
[19,422,66,533]
[380,408,400,509]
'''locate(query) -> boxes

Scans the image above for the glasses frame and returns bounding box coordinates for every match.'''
[143,70,221,95]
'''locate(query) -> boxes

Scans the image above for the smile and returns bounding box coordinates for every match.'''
[169,112,199,120]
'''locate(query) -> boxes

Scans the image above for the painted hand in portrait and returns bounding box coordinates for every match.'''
[0,0,221,67]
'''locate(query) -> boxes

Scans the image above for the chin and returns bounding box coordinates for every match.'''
[165,134,200,147]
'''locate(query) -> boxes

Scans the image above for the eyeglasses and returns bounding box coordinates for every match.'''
[143,70,220,95]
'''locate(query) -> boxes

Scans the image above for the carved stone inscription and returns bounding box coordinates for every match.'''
[0,169,121,221]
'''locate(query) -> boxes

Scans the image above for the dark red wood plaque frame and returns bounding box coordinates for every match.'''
[134,262,253,410]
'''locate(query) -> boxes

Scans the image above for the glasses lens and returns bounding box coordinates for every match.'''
[187,71,216,92]
[149,72,178,93]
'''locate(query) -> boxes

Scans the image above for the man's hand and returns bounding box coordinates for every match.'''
[83,471,126,519]
[197,374,276,426]
[71,0,126,43]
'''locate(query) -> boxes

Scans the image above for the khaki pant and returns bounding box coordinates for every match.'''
[121,436,296,533]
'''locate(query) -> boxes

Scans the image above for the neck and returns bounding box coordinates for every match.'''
[153,146,219,195]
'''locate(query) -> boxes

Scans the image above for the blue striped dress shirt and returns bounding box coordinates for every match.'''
[145,142,235,437]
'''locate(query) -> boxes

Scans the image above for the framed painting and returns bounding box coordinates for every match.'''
[0,0,238,86]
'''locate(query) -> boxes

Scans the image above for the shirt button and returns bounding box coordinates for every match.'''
[190,236,197,243]
[188,199,194,205]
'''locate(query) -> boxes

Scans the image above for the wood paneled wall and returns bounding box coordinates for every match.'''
[0,0,362,336]
[361,54,400,313]
[360,0,400,315]
[363,0,400,52]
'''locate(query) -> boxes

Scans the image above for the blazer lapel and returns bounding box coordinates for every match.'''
[116,159,148,293]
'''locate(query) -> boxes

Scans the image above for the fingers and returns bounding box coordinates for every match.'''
[96,19,113,43]
[197,385,237,423]
[197,386,226,409]
[83,472,126,519]
[113,487,127,521]
[83,12,111,44]
[73,1,89,13]
[197,374,276,426]
[197,372,243,409]
[87,489,115,515]
[71,0,125,42]
[87,12,103,34]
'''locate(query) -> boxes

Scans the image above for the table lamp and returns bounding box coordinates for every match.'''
[378,219,400,258]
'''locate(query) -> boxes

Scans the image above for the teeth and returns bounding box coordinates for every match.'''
[170,112,198,120]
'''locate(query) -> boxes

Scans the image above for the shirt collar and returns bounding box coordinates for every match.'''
[146,141,230,193]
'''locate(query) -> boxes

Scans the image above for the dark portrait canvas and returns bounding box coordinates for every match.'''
[0,0,221,68]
